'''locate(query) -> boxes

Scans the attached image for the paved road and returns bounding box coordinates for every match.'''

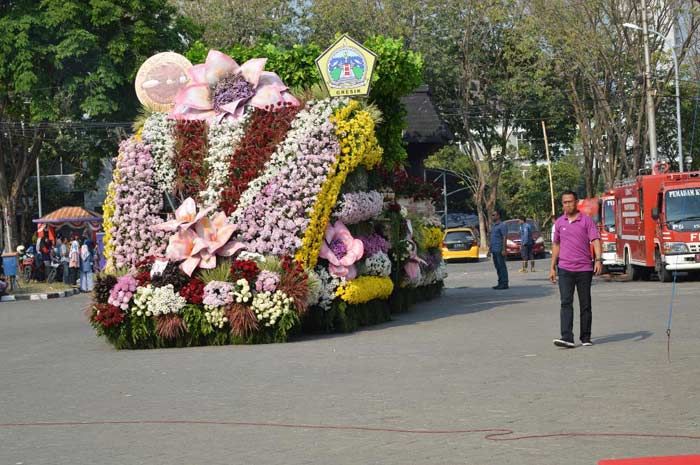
[1,258,699,465]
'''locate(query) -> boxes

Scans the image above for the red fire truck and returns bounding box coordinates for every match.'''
[599,192,619,270]
[577,193,619,272]
[613,171,700,282]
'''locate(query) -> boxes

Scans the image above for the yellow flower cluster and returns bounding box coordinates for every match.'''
[101,153,122,271]
[336,276,394,304]
[296,101,384,268]
[417,226,443,250]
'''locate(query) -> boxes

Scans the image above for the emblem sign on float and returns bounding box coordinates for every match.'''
[316,34,377,98]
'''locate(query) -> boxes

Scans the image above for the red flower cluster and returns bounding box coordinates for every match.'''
[230,259,259,282]
[219,106,300,215]
[92,304,125,329]
[133,255,155,286]
[279,256,309,315]
[174,120,208,200]
[179,277,205,304]
[379,167,441,203]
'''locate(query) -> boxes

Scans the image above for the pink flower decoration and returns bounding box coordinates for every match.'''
[170,49,299,122]
[404,238,427,282]
[319,221,364,279]
[163,199,246,276]
[154,197,214,232]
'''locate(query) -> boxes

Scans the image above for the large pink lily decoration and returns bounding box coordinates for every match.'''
[156,197,245,276]
[319,221,364,279]
[170,49,299,121]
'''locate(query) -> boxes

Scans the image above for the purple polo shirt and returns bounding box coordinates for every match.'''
[553,213,600,272]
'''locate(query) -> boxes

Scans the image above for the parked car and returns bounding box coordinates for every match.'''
[503,219,546,259]
[442,227,480,261]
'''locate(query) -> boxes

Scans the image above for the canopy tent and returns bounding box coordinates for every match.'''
[33,207,102,243]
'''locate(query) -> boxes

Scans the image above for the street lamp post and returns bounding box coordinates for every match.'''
[624,22,684,172]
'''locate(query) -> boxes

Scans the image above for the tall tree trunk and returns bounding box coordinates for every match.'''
[1,202,17,254]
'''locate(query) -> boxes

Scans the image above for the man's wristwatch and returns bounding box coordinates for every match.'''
[595,258,603,262]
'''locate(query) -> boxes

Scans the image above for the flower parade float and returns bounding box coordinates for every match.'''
[90,49,446,349]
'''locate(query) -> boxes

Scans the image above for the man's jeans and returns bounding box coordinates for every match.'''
[62,262,70,284]
[492,252,508,287]
[558,267,593,343]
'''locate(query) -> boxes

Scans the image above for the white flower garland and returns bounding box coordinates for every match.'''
[141,113,176,193]
[252,290,294,327]
[200,114,250,208]
[230,98,348,224]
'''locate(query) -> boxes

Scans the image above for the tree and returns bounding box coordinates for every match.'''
[0,0,196,252]
[170,0,293,48]
[530,0,700,193]
[419,0,575,248]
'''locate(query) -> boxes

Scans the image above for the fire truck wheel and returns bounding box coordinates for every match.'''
[655,250,672,283]
[625,250,642,281]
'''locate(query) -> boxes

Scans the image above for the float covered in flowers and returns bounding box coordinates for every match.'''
[91,49,445,349]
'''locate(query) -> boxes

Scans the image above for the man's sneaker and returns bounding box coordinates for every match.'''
[492,285,509,290]
[581,341,593,346]
[518,268,527,273]
[553,339,575,348]
[530,268,536,272]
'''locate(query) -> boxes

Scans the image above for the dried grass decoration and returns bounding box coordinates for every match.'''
[135,52,193,112]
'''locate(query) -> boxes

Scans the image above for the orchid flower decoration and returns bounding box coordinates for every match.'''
[170,49,299,121]
[319,221,364,280]
[154,197,214,232]
[161,197,246,276]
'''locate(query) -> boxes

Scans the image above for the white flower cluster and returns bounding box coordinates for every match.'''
[141,113,176,193]
[148,284,186,316]
[363,251,392,277]
[251,290,294,327]
[313,266,346,311]
[131,285,154,316]
[230,98,348,224]
[205,307,228,329]
[232,278,252,303]
[200,114,249,208]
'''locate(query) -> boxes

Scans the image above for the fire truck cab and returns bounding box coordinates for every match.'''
[599,193,619,269]
[614,171,700,282]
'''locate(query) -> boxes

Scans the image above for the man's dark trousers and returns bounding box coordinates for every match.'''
[557,267,592,343]
[492,253,508,287]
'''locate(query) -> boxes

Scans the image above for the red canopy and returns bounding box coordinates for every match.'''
[33,207,102,242]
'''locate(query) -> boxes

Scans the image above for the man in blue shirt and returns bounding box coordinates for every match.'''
[489,210,509,290]
[519,216,535,273]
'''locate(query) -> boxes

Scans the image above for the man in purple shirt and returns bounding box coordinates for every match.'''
[549,190,602,348]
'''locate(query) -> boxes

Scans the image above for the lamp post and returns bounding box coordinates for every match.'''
[624,22,684,172]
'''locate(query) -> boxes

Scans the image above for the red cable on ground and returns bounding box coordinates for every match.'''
[1,419,699,442]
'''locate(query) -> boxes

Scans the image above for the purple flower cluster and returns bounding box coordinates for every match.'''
[202,280,235,308]
[108,275,138,310]
[333,191,384,225]
[212,73,254,113]
[111,139,167,269]
[422,250,442,271]
[255,270,280,293]
[235,119,340,255]
[329,238,347,260]
[359,234,391,259]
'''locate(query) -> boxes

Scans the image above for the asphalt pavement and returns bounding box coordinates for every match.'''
[1,257,699,465]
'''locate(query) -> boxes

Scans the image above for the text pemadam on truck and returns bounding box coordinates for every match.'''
[612,170,700,282]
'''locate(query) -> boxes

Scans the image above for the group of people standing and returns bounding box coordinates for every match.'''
[489,190,602,349]
[27,234,98,292]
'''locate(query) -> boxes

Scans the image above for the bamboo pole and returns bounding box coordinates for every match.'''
[541,120,555,216]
